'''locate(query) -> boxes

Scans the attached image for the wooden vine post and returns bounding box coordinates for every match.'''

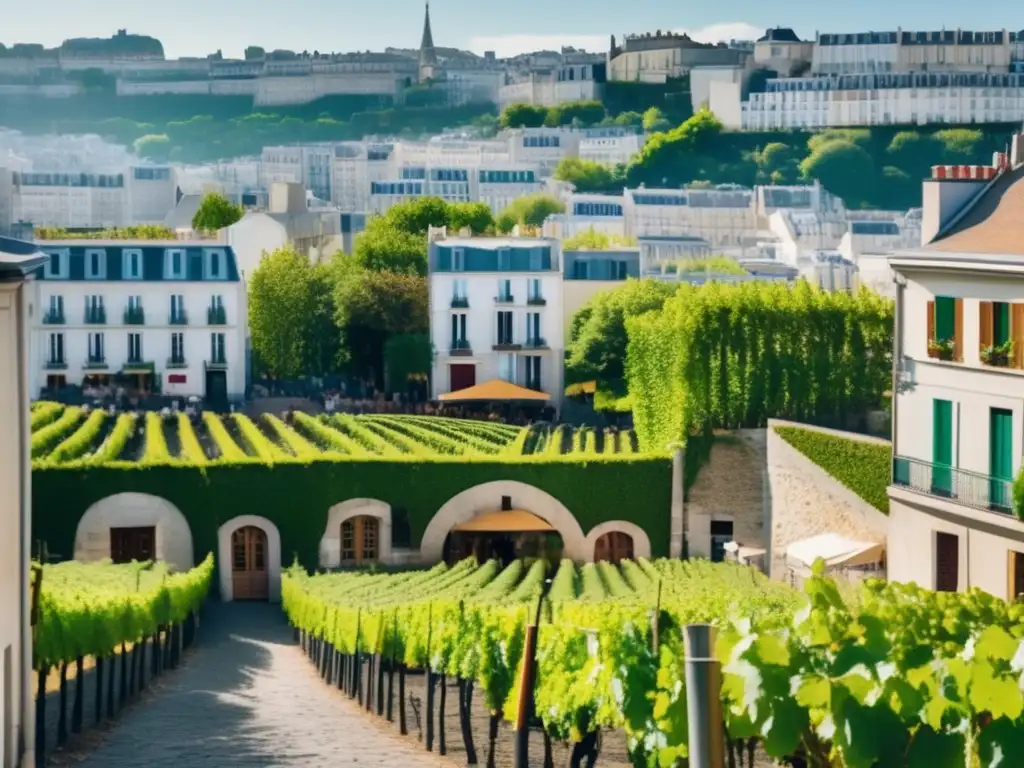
[513,594,545,768]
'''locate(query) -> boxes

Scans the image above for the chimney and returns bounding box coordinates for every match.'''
[920,164,993,245]
[1012,133,1024,168]
[427,224,447,243]
[268,181,306,214]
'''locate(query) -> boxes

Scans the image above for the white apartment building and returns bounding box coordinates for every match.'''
[887,141,1024,597]
[331,142,394,212]
[10,166,178,230]
[507,128,584,177]
[498,62,605,109]
[261,145,334,203]
[578,133,645,166]
[369,166,543,215]
[0,236,47,768]
[427,230,563,403]
[623,186,757,248]
[543,193,626,239]
[32,240,247,402]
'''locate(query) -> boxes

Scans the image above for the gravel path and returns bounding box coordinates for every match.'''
[68,602,455,767]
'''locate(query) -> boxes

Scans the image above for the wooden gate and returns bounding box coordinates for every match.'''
[231,526,269,601]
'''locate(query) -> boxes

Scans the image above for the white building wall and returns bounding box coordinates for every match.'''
[14,185,130,229]
[429,271,564,401]
[578,134,645,166]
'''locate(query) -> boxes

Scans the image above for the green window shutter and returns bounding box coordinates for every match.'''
[936,297,956,341]
[990,408,1013,480]
[995,302,1011,346]
[933,399,953,466]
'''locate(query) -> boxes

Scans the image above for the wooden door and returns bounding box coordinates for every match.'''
[231,526,269,601]
[1009,552,1024,600]
[449,363,476,393]
[110,526,156,563]
[594,532,633,564]
[935,532,959,592]
[341,516,379,565]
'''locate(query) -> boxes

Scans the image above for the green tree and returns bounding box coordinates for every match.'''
[566,279,677,390]
[499,103,549,128]
[499,193,565,230]
[553,157,622,192]
[799,140,879,208]
[446,201,495,235]
[562,227,637,251]
[383,333,434,393]
[642,106,670,132]
[614,111,644,128]
[757,142,798,183]
[248,247,323,378]
[244,46,265,60]
[546,100,606,127]
[353,219,428,276]
[133,134,172,162]
[333,262,429,387]
[625,109,726,187]
[191,191,244,232]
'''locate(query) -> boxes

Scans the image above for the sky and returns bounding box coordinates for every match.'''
[2,0,1019,60]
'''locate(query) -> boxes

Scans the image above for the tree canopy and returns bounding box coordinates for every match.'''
[191,191,244,232]
[497,194,566,232]
[553,157,625,193]
[562,228,636,251]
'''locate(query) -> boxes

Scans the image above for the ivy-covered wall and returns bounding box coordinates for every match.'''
[33,456,674,567]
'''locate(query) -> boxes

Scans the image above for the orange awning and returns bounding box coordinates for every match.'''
[452,510,555,533]
[438,379,550,403]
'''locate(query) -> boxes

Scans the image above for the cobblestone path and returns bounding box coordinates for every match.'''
[72,602,454,767]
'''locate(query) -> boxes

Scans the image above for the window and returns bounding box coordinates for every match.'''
[127,333,142,362]
[122,249,143,279]
[497,248,510,271]
[171,332,185,362]
[165,249,186,280]
[48,333,65,363]
[928,296,961,361]
[935,532,959,592]
[525,355,542,390]
[529,248,542,271]
[496,311,514,345]
[450,313,467,348]
[932,399,953,495]
[497,278,513,302]
[85,295,105,324]
[710,520,735,562]
[616,261,628,279]
[451,279,468,303]
[170,294,186,323]
[990,408,1013,509]
[1009,551,1024,600]
[84,249,106,280]
[526,312,541,344]
[499,352,517,383]
[594,531,633,563]
[88,332,104,362]
[110,527,155,564]
[573,260,589,279]
[45,295,64,323]
[44,249,69,279]
[211,332,226,363]
[528,279,543,302]
[452,248,465,272]
[205,249,224,280]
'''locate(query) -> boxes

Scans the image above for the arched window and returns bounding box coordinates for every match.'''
[341,516,380,564]
[594,531,633,564]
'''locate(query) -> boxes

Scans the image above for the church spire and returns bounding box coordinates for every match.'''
[418,1,438,80]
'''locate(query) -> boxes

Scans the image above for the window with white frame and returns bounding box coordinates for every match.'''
[525,355,542,390]
[122,248,143,280]
[451,279,468,301]
[88,332,104,362]
[528,248,542,271]
[43,249,69,279]
[84,249,106,280]
[165,248,186,280]
[497,248,510,271]
[47,295,64,319]
[170,294,185,321]
[452,248,465,272]
[48,332,65,363]
[528,278,542,301]
[127,333,142,362]
[526,312,541,344]
[211,332,226,363]
[204,249,225,280]
[499,352,517,383]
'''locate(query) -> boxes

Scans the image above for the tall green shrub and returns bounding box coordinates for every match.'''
[626,282,893,450]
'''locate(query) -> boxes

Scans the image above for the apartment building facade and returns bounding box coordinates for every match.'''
[887,144,1024,597]
[32,240,247,403]
[427,231,563,402]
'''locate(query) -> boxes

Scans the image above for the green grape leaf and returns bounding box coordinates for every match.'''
[792,674,830,710]
[906,725,965,768]
[977,716,1024,768]
[760,697,807,758]
[975,626,1019,664]
[969,661,1024,721]
[751,634,790,667]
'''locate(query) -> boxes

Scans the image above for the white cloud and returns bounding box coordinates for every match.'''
[467,23,764,59]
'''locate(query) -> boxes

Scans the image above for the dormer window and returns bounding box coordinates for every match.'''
[84,249,106,280]
[122,248,143,280]
[204,249,226,280]
[497,248,511,271]
[164,248,187,280]
[452,248,465,272]
[43,249,69,279]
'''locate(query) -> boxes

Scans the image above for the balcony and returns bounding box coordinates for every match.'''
[495,294,515,304]
[892,456,1014,515]
[206,357,228,370]
[124,307,145,325]
[45,358,67,370]
[449,339,472,356]
[527,296,547,306]
[84,357,108,370]
[450,297,469,309]
[207,305,227,325]
[43,309,65,325]
[524,337,549,349]
[84,306,107,325]
[493,339,522,351]
[167,356,188,369]
[169,311,189,326]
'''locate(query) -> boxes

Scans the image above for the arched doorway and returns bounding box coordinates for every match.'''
[74,492,194,572]
[341,515,380,565]
[231,526,269,601]
[594,531,634,564]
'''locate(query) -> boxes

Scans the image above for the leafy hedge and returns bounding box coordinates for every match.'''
[774,426,891,513]
[33,456,674,570]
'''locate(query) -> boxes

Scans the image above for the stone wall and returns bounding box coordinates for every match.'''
[685,432,768,558]
[765,419,890,579]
